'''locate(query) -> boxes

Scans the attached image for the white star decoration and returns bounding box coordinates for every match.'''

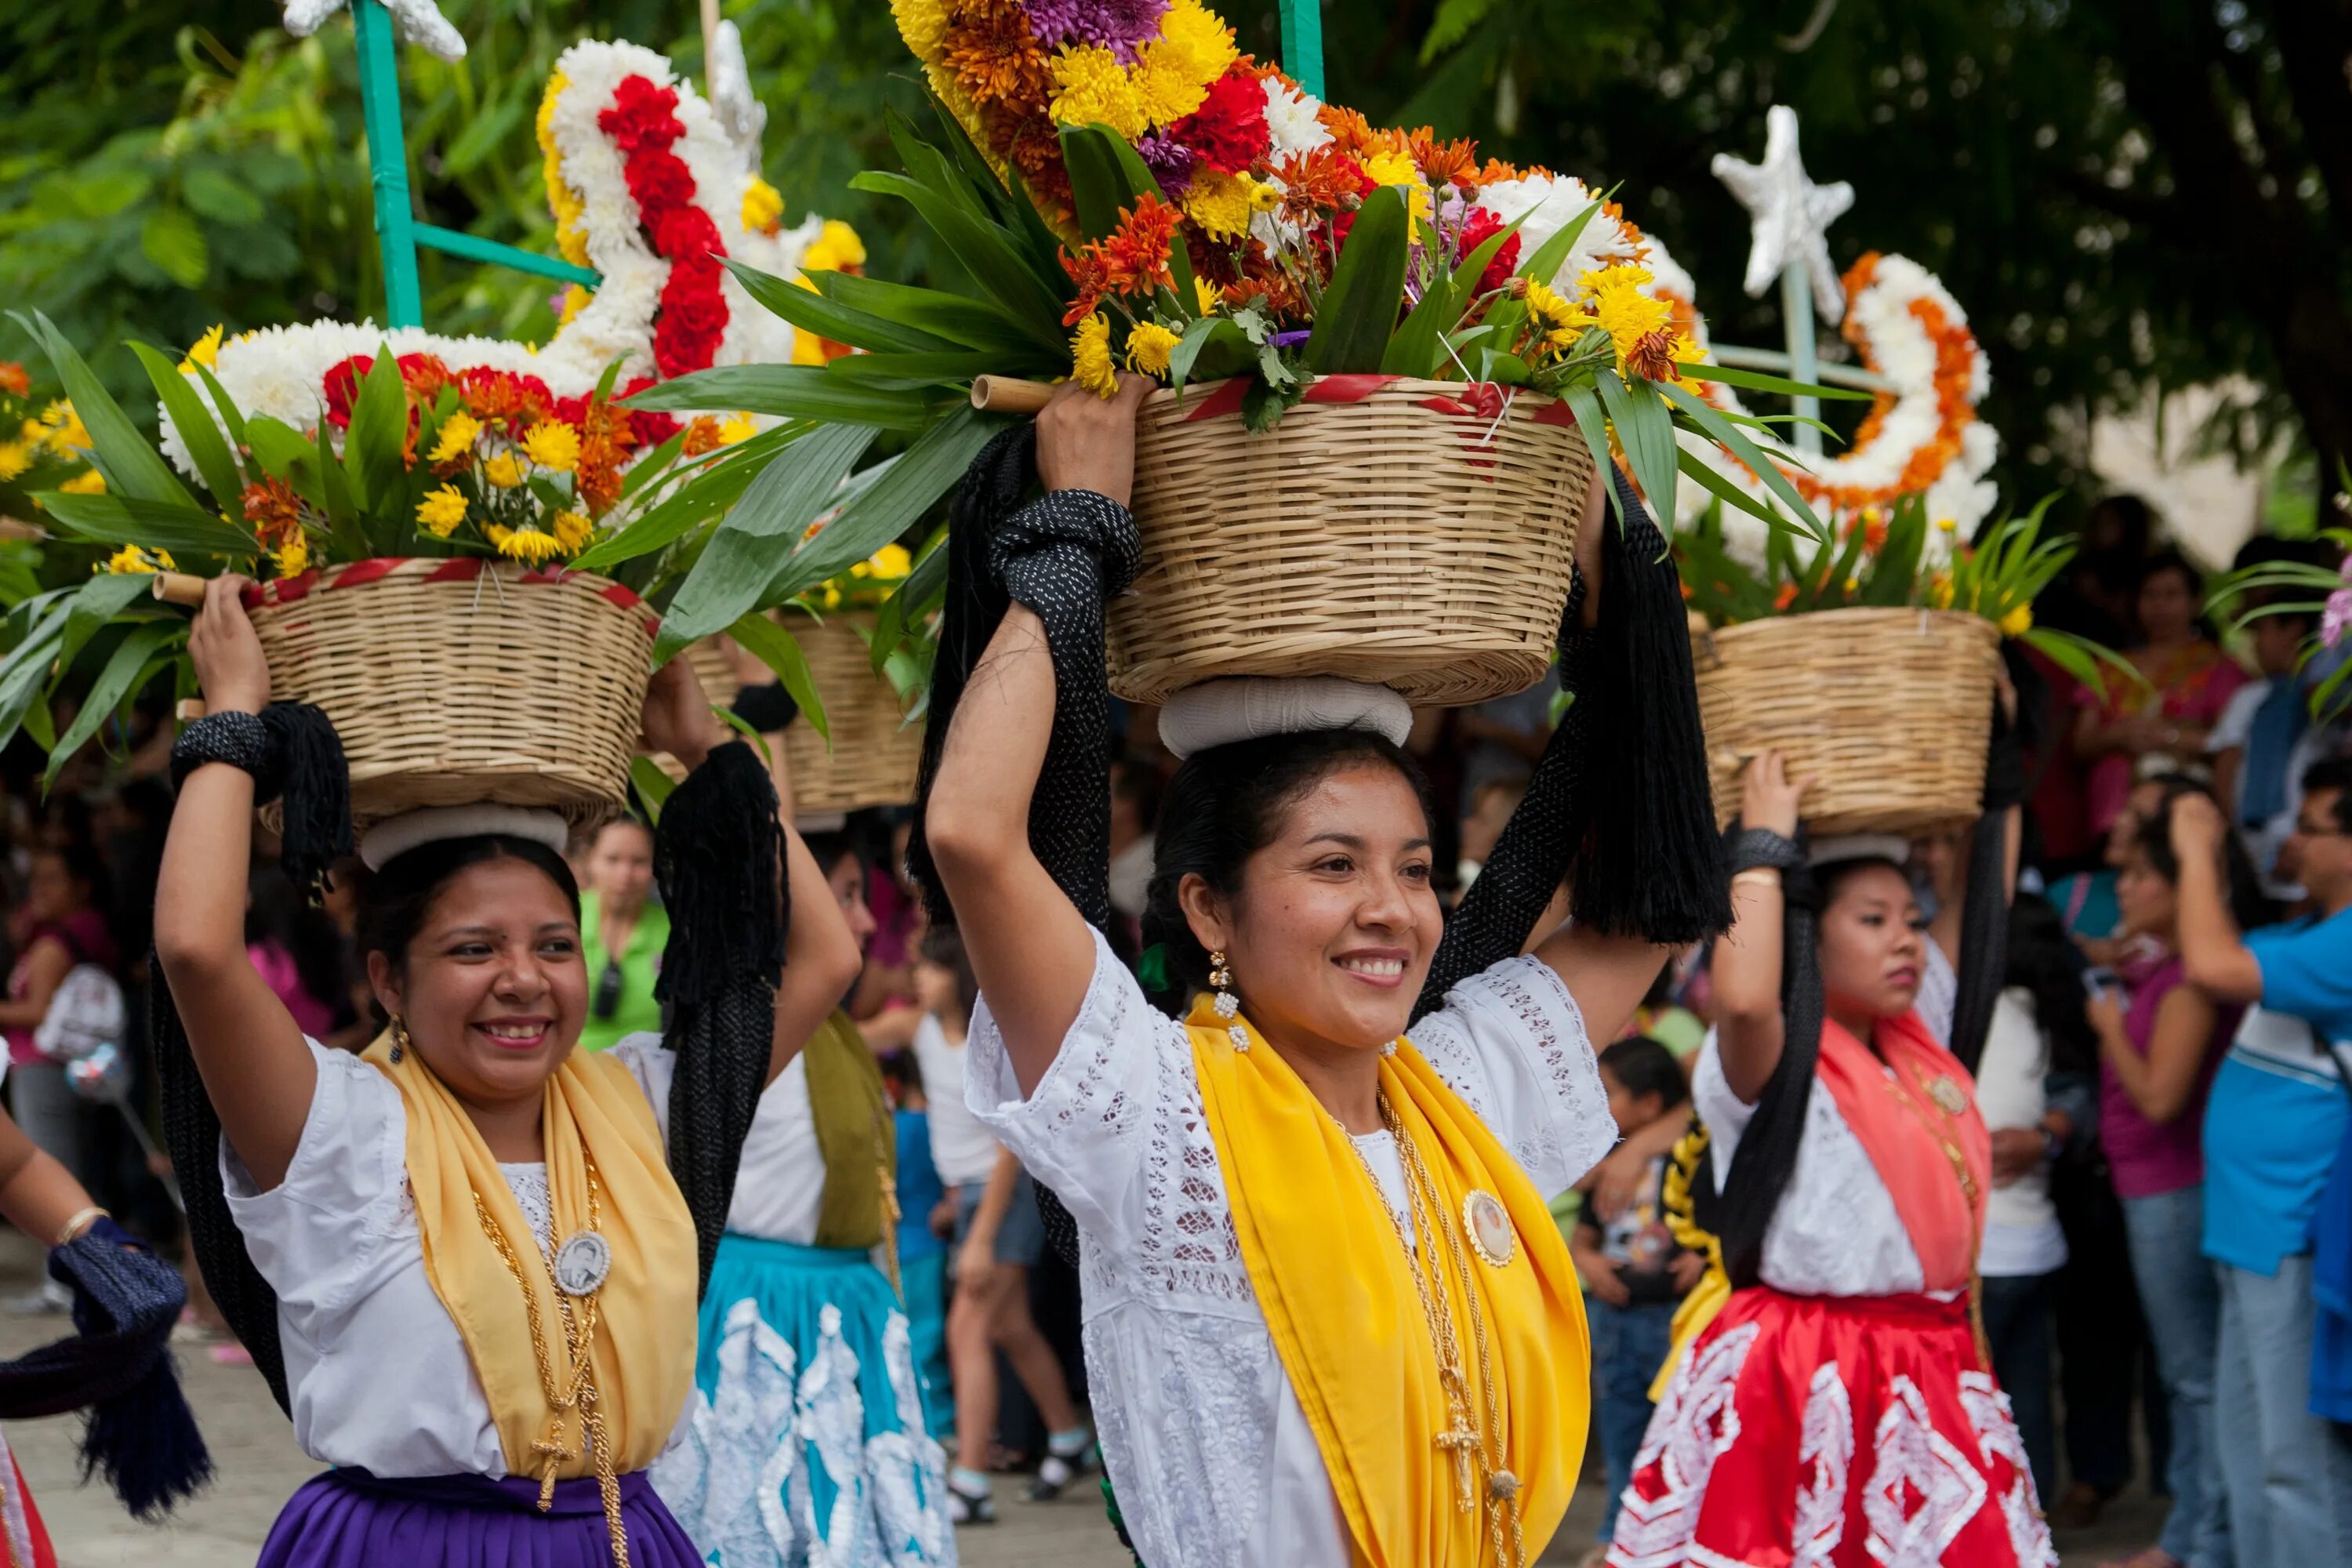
[1711,104,1854,325]
[282,0,466,63]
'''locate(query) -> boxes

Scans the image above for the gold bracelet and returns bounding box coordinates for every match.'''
[1730,868,1784,892]
[55,1207,107,1248]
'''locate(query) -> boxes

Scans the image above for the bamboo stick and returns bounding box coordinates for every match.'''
[151,572,208,607]
[969,376,1058,415]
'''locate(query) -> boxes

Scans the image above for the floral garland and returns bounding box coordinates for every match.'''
[161,38,857,478]
[1649,240,1998,572]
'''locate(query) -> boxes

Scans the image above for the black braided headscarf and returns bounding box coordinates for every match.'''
[156,717,783,1410]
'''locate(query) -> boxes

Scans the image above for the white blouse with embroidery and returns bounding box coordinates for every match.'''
[220,1034,685,1478]
[965,927,1616,1568]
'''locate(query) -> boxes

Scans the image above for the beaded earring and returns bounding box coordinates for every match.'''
[1209,950,1247,1051]
[1380,1040,1399,1058]
[388,1013,413,1065]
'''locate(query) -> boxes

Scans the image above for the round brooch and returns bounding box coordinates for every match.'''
[554,1230,612,1297]
[1462,1189,1515,1268]
[1926,1076,1969,1117]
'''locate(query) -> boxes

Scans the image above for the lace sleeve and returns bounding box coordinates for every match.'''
[967,925,1166,1246]
[1410,955,1617,1195]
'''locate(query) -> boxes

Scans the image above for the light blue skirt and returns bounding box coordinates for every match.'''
[649,1233,955,1566]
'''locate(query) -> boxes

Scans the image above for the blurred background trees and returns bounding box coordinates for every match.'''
[3,0,2339,526]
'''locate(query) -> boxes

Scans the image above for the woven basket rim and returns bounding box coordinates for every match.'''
[1697,604,2000,643]
[1141,372,1563,419]
[239,557,654,622]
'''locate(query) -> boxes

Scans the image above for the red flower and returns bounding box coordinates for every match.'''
[321,355,370,430]
[597,75,684,154]
[456,366,554,423]
[1170,67,1271,176]
[655,263,729,377]
[1456,207,1522,296]
[625,150,696,216]
[395,353,450,401]
[0,362,29,398]
[653,205,724,264]
[618,376,680,446]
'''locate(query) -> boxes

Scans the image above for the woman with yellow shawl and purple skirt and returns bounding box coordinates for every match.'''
[909,376,1733,1567]
[149,577,866,1566]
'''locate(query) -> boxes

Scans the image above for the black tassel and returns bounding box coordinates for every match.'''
[1947,657,2026,1073]
[654,739,785,1007]
[78,1357,212,1519]
[259,702,352,902]
[1566,469,1730,942]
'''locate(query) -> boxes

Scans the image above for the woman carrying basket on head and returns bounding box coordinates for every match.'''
[913,376,1733,1568]
[1606,737,2059,1568]
[152,576,866,1568]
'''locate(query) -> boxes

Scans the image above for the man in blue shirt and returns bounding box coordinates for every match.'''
[2177,760,2352,1567]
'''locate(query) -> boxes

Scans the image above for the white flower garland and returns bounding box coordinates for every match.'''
[162,38,830,474]
[1645,238,1998,572]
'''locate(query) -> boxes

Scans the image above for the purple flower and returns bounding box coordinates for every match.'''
[1135,131,1196,199]
[1271,329,1311,348]
[1025,0,1170,64]
[2326,587,2352,649]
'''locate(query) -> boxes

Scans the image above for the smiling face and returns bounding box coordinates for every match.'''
[1179,762,1441,1056]
[1816,862,1927,1023]
[367,856,589,1110]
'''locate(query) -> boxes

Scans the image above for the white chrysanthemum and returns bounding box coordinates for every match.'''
[1474,174,1639,289]
[1261,77,1331,162]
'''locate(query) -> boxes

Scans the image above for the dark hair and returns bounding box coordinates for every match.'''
[354,834,581,978]
[2131,787,2275,932]
[1139,729,1432,1013]
[246,860,354,1027]
[31,840,105,897]
[1598,1036,1689,1115]
[2003,893,2096,1078]
[1110,753,1166,834]
[2136,548,2201,599]
[2303,758,2352,834]
[918,924,979,1022]
[800,829,863,884]
[590,815,654,851]
[1814,854,1908,914]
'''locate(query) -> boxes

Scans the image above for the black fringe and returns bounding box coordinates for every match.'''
[654,739,787,1300]
[260,703,352,902]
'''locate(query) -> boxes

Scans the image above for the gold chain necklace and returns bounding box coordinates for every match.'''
[471,1147,630,1567]
[1341,1091,1525,1568]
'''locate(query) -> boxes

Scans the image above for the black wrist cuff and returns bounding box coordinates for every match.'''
[169,710,276,796]
[1727,826,1805,875]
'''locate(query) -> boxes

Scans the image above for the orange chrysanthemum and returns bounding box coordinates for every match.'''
[681,416,727,458]
[1102,193,1181,294]
[241,476,304,549]
[942,1,1051,109]
[0,363,29,399]
[1273,146,1371,224]
[1624,328,1682,383]
[1061,249,1112,327]
[1409,130,1478,189]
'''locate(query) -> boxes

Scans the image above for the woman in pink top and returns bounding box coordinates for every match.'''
[0,844,118,1193]
[2087,786,2267,1568]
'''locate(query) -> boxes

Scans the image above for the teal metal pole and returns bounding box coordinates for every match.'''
[412,225,601,289]
[1279,0,1325,100]
[353,0,423,327]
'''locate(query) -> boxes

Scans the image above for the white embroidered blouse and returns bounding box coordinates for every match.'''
[965,927,1616,1568]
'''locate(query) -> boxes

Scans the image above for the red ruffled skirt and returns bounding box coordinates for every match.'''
[1606,1288,2056,1568]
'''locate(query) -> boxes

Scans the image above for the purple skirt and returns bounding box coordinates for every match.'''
[258,1468,702,1567]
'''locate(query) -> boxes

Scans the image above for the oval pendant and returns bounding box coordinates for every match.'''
[553,1229,612,1297]
[1463,1189,1515,1268]
[1927,1075,1969,1116]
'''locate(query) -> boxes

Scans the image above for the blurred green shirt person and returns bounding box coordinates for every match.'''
[577,818,668,1051]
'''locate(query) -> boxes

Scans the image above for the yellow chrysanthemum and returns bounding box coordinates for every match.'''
[1935,515,1958,534]
[178,324,224,374]
[891,0,950,61]
[1125,320,1181,378]
[1193,276,1221,315]
[1360,151,1431,222]
[103,545,151,575]
[1580,265,1671,367]
[1050,46,1148,140]
[1183,170,1256,239]
[1928,572,1955,609]
[56,468,103,495]
[429,411,481,464]
[1071,313,1118,398]
[1522,281,1583,331]
[37,401,89,457]
[0,442,29,483]
[718,413,759,446]
[803,219,866,275]
[552,510,594,554]
[742,176,785,236]
[1999,604,2033,637]
[867,543,913,579]
[489,524,564,565]
[416,485,469,538]
[521,421,580,474]
[558,285,593,325]
[537,67,590,267]
[483,452,525,490]
[273,533,309,578]
[1133,0,1236,125]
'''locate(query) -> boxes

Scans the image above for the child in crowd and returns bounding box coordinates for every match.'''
[1572,1037,1702,1564]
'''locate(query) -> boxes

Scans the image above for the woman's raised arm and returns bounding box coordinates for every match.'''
[152,578,315,1192]
[925,376,1152,1095]
[1713,753,1807,1103]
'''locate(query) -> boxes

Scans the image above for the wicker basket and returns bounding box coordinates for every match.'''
[246,559,655,831]
[1690,608,2002,837]
[780,612,923,815]
[1106,378,1595,706]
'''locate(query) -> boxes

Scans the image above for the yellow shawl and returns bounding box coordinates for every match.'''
[1188,999,1588,1566]
[362,1034,698,1479]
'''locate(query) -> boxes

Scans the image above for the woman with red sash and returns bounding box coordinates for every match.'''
[1609,751,2058,1568]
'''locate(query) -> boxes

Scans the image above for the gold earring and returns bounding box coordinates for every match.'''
[1209,949,1247,1051]
[388,1013,412,1065]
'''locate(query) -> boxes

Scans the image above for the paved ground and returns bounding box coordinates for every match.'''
[0,1232,2163,1566]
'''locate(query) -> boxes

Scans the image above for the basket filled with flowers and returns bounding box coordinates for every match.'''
[1679,495,2127,835]
[779,552,930,814]
[628,0,1838,706]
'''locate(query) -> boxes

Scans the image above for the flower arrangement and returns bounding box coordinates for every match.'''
[1676,490,2129,690]
[1650,242,2002,562]
[0,361,101,517]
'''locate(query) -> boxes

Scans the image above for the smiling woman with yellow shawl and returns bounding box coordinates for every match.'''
[150,578,866,1568]
[916,378,1720,1568]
